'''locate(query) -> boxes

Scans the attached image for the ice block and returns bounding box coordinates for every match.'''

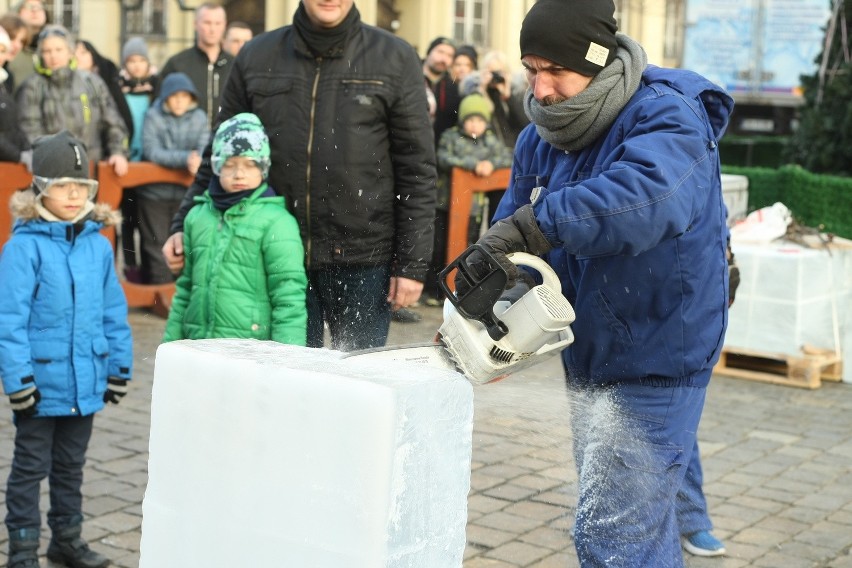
[140,339,473,567]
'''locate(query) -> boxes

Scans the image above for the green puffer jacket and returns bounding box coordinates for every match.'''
[163,183,307,345]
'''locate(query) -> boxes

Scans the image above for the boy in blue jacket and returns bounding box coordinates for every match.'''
[0,131,132,568]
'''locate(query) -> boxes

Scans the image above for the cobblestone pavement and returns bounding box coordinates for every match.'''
[1,306,850,567]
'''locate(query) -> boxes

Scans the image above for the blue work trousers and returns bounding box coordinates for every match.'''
[306,264,391,351]
[5,414,95,532]
[676,441,713,536]
[569,378,707,567]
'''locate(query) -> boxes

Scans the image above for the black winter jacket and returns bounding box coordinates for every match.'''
[159,45,234,127]
[0,84,30,162]
[172,23,437,281]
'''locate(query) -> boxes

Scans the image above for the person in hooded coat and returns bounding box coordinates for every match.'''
[459,1,738,565]
[0,131,132,568]
[139,71,209,285]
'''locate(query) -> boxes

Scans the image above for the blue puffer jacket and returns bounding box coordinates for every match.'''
[0,192,133,417]
[497,66,734,386]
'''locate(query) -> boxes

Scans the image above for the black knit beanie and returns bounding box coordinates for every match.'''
[520,0,618,77]
[426,36,454,56]
[31,131,89,180]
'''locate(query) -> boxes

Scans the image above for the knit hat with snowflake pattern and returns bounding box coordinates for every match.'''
[211,113,271,179]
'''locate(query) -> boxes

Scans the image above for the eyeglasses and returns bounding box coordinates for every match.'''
[22,2,45,11]
[219,161,261,178]
[33,176,98,199]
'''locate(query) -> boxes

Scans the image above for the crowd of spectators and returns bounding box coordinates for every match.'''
[2,3,521,306]
[0,0,254,285]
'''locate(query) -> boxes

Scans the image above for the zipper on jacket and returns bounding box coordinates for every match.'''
[341,79,384,87]
[213,71,220,114]
[207,63,214,126]
[80,93,91,124]
[304,58,322,269]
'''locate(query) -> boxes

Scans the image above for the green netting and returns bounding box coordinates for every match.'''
[719,136,789,168]
[722,165,852,239]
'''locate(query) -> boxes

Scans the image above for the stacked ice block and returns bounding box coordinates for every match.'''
[140,340,474,567]
[726,240,852,382]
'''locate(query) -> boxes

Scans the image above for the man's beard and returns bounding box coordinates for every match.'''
[541,95,567,106]
[428,62,447,76]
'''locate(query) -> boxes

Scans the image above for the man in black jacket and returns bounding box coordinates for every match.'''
[162,0,436,351]
[422,36,461,146]
[159,2,233,128]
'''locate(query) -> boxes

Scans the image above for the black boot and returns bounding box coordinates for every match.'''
[46,523,109,568]
[7,527,40,568]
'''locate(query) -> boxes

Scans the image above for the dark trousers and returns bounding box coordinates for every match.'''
[423,209,482,301]
[486,190,506,225]
[119,191,140,268]
[138,197,182,285]
[5,414,95,531]
[306,264,391,351]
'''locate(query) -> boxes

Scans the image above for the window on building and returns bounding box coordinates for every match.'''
[125,0,167,36]
[664,0,684,62]
[614,0,628,35]
[44,0,77,33]
[453,0,489,47]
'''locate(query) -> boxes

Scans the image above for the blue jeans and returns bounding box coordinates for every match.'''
[306,264,391,351]
[676,442,713,536]
[569,377,707,567]
[5,414,94,531]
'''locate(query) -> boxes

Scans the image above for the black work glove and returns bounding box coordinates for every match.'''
[9,377,40,418]
[455,205,551,296]
[727,243,740,307]
[103,377,128,404]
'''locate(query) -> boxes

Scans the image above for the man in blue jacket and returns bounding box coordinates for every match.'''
[458,1,735,565]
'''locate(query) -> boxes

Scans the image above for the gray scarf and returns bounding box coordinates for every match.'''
[523,34,648,151]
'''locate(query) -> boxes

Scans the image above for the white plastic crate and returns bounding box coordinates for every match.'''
[726,238,852,382]
[721,174,749,224]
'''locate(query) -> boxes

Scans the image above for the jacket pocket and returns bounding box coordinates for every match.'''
[92,336,110,393]
[593,290,634,350]
[29,340,69,401]
[512,174,549,208]
[244,76,295,127]
[339,79,390,134]
[246,76,293,97]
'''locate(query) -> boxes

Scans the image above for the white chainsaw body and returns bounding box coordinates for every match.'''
[344,253,576,385]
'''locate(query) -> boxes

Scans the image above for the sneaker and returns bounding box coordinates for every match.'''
[424,296,443,307]
[682,531,726,557]
[391,307,422,323]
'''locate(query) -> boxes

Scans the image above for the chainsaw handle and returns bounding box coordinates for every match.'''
[506,252,561,292]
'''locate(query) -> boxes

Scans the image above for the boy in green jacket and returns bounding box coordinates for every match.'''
[163,113,307,345]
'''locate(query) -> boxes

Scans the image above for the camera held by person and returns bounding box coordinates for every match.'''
[488,70,506,90]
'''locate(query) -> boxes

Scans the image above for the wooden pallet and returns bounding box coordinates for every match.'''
[714,346,843,389]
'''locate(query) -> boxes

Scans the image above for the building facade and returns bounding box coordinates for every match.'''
[4,0,682,74]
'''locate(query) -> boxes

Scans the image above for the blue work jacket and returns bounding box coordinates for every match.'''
[497,66,734,386]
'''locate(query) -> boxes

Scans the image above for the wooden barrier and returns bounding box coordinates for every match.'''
[444,167,511,292]
[0,161,193,311]
[97,162,194,311]
[0,163,35,245]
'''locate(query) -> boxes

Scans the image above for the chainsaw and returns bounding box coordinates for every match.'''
[343,245,576,385]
